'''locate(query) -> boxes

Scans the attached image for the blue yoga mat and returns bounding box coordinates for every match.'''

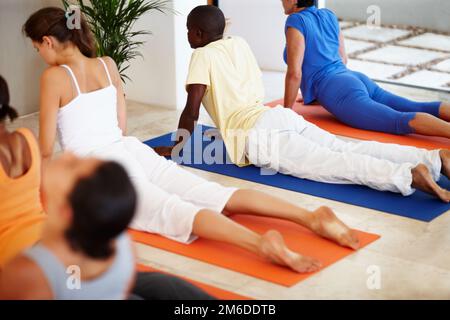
[144,125,450,222]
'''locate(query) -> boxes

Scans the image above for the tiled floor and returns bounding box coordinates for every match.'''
[347,59,406,80]
[342,22,450,91]
[339,21,355,30]
[398,33,450,52]
[7,74,450,299]
[343,25,412,43]
[396,70,450,89]
[357,45,447,66]
[344,39,377,55]
[433,59,450,73]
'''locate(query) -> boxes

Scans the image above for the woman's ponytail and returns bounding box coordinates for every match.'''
[0,76,18,123]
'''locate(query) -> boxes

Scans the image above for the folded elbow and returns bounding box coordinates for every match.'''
[287,71,302,82]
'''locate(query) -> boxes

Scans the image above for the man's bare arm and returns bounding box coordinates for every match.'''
[154,84,206,157]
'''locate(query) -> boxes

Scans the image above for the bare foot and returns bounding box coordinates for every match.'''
[258,230,322,273]
[308,206,360,250]
[440,149,450,179]
[412,164,450,203]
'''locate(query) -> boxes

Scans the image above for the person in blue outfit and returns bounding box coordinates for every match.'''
[282,0,450,139]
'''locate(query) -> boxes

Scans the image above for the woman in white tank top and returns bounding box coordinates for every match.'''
[24,7,360,274]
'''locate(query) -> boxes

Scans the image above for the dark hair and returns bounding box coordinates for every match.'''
[0,75,18,123]
[188,5,226,37]
[23,7,96,58]
[297,0,315,8]
[65,162,137,259]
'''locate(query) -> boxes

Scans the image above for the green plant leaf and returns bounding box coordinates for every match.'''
[63,0,173,83]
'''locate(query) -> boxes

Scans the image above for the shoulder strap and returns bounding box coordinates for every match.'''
[60,65,81,96]
[24,244,67,299]
[97,58,113,86]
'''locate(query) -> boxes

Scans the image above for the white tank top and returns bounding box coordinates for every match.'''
[57,58,123,156]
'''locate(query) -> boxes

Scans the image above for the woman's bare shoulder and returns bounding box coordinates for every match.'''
[100,56,120,83]
[0,255,52,299]
[40,65,69,89]
[100,56,119,71]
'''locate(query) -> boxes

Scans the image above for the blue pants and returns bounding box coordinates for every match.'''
[315,71,442,135]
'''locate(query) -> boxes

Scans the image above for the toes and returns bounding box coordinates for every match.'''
[337,230,360,250]
[287,253,322,273]
[437,189,450,203]
[312,259,322,269]
[305,266,318,273]
[348,232,361,250]
[295,260,320,273]
[349,241,360,250]
[307,260,322,273]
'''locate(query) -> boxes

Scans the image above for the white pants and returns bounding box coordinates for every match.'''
[89,136,237,243]
[245,106,442,196]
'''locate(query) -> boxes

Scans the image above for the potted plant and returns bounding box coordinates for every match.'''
[63,0,172,82]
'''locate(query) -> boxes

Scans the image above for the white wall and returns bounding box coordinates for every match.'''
[0,0,62,116]
[0,0,206,115]
[124,6,177,109]
[220,0,287,72]
[220,1,326,73]
[125,0,206,109]
[173,0,207,107]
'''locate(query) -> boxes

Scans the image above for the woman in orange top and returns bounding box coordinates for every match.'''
[0,75,46,268]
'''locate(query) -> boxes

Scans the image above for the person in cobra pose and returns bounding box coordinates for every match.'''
[282,0,450,140]
[24,6,361,274]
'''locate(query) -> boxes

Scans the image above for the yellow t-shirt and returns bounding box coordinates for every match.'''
[186,36,270,166]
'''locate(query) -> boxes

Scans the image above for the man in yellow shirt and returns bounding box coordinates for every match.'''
[180,32,270,166]
[155,5,450,202]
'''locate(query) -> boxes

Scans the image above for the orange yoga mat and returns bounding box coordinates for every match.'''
[267,99,450,150]
[130,215,380,287]
[137,264,249,300]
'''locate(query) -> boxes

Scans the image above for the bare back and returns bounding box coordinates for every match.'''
[0,131,32,179]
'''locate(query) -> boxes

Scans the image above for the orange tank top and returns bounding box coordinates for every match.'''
[0,128,46,268]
